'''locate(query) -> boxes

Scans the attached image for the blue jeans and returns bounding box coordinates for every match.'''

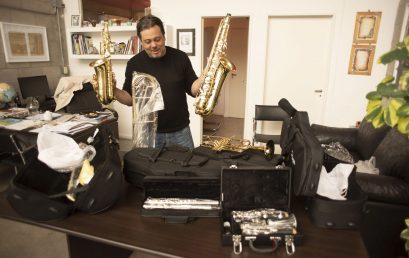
[155,126,194,149]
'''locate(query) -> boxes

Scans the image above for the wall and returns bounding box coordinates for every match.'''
[0,0,68,97]
[63,0,404,145]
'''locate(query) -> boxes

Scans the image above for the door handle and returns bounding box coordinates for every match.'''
[314,89,323,93]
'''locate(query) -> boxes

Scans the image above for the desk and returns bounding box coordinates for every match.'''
[0,183,368,258]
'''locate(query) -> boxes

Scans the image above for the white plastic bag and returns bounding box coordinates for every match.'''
[37,131,95,170]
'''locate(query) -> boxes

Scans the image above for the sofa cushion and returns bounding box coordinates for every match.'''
[373,128,409,183]
[356,120,390,160]
[356,173,409,205]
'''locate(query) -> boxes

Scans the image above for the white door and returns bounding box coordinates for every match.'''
[264,16,333,124]
[224,27,248,118]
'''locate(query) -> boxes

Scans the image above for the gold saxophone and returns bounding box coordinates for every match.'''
[201,135,275,160]
[89,22,115,105]
[195,13,235,116]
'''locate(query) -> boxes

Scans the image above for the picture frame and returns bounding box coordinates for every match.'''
[353,11,382,44]
[177,29,195,56]
[0,22,49,63]
[71,14,81,27]
[348,44,376,75]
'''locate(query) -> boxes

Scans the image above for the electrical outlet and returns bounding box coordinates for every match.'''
[63,66,69,75]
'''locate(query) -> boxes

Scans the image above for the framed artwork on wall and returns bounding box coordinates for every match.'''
[0,22,49,63]
[353,11,382,44]
[71,15,81,27]
[177,29,195,56]
[348,44,376,75]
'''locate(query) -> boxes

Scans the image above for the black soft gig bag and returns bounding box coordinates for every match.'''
[6,126,123,221]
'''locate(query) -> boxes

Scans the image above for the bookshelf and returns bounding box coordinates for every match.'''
[68,24,139,60]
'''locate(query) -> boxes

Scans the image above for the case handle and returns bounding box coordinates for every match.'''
[246,236,279,253]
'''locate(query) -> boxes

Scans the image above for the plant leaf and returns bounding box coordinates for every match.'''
[384,106,399,127]
[372,110,385,128]
[378,48,408,64]
[397,103,409,117]
[381,75,395,84]
[397,116,409,134]
[399,71,409,90]
[378,83,399,97]
[367,100,381,114]
[365,105,382,122]
[366,91,382,100]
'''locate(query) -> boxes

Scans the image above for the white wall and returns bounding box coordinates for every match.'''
[63,0,402,145]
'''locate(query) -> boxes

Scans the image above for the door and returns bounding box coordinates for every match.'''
[224,27,248,118]
[264,16,333,124]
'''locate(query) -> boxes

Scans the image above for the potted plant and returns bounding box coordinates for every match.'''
[365,35,409,138]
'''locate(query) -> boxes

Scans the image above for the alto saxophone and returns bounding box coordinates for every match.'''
[89,22,115,105]
[195,13,236,116]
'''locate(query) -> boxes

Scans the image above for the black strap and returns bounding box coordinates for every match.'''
[48,185,89,199]
[149,144,165,162]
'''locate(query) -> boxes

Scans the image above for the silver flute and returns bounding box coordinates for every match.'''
[143,197,220,210]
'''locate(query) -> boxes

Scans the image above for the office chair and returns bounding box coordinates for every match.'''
[252,105,289,146]
[0,133,28,174]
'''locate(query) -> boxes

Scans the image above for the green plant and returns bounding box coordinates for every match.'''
[401,218,409,254]
[365,35,409,138]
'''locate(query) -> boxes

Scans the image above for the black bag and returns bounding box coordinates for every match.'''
[64,82,103,114]
[279,98,323,196]
[123,144,281,189]
[6,125,123,221]
[278,98,367,229]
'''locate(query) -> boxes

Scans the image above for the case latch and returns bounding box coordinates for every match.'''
[232,235,242,254]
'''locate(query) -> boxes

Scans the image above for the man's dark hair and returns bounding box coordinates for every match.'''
[137,15,165,39]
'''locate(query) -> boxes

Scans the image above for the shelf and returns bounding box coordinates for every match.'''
[69,25,136,33]
[70,54,133,60]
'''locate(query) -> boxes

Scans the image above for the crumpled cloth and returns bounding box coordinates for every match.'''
[355,156,379,174]
[54,76,91,111]
[317,163,355,200]
[37,131,95,170]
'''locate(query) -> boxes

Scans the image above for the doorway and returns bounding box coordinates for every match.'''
[201,16,249,138]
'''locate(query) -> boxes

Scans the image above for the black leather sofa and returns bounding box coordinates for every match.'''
[311,120,409,258]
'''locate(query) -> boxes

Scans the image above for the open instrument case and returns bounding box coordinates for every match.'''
[220,166,303,255]
[141,176,220,223]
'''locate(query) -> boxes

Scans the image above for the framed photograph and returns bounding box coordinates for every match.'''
[0,22,49,63]
[353,12,382,44]
[348,45,376,75]
[177,29,195,56]
[71,15,81,27]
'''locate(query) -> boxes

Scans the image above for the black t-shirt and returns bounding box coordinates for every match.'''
[123,46,198,133]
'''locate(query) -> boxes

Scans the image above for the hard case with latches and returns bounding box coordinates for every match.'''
[220,166,303,255]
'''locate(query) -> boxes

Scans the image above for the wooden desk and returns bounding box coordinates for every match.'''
[0,183,368,258]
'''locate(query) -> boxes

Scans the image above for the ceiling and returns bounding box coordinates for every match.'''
[86,0,151,11]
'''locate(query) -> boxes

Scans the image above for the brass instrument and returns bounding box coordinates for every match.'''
[89,22,115,105]
[132,72,162,148]
[195,13,235,116]
[201,135,275,160]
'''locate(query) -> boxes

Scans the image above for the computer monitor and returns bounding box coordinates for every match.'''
[17,75,56,111]
[17,75,52,99]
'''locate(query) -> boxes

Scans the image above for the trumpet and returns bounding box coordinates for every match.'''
[201,135,275,160]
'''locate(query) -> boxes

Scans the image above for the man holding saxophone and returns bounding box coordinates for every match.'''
[114,15,203,149]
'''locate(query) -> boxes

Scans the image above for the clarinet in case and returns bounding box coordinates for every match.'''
[221,166,302,255]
